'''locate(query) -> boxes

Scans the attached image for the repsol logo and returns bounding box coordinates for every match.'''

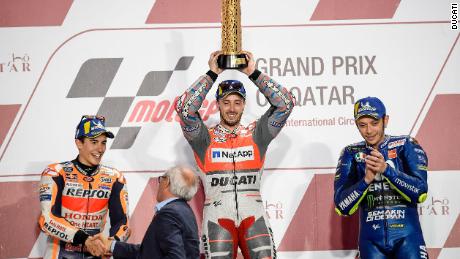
[65,188,110,199]
[210,175,257,187]
[44,221,69,240]
[211,146,255,163]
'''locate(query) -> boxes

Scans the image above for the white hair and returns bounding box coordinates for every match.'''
[165,166,199,201]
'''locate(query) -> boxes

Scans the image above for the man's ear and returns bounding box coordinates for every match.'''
[75,138,83,150]
[383,115,389,128]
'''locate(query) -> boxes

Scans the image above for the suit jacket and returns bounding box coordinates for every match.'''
[113,199,200,259]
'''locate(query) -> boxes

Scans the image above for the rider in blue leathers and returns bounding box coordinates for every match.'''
[334,97,429,259]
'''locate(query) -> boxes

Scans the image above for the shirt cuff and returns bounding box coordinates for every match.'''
[206,70,218,82]
[110,240,117,253]
[248,69,261,81]
[72,230,89,245]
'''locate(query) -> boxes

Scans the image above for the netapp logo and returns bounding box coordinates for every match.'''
[211,146,255,163]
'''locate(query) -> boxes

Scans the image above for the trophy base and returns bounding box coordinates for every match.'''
[217,53,248,69]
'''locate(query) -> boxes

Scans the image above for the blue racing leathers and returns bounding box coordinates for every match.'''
[334,135,429,259]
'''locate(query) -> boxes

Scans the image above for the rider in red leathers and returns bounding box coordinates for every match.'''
[175,51,294,259]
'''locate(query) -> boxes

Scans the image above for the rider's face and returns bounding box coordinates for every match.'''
[355,116,388,148]
[218,93,245,128]
[75,135,107,167]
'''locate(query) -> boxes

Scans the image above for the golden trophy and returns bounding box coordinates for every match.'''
[217,0,248,69]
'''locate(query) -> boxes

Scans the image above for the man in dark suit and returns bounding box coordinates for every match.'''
[88,165,200,259]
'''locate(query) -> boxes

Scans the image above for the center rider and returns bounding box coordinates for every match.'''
[175,51,294,259]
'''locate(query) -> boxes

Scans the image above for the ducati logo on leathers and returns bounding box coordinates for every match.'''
[210,175,258,187]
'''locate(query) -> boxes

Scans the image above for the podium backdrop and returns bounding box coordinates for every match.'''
[0,1,459,258]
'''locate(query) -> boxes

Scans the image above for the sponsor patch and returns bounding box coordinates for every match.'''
[372,224,380,230]
[63,167,73,172]
[211,146,255,163]
[182,124,200,132]
[389,223,405,228]
[388,149,397,159]
[40,194,52,201]
[65,182,83,188]
[65,188,110,199]
[338,190,360,210]
[210,175,257,187]
[122,191,129,204]
[65,173,78,181]
[270,121,285,128]
[366,209,405,222]
[213,137,226,143]
[98,184,111,190]
[100,177,112,184]
[64,243,84,252]
[388,139,406,149]
[354,152,366,162]
[394,178,420,193]
[39,184,51,194]
[43,221,69,240]
[83,176,94,182]
[358,101,377,113]
[63,212,103,221]
[414,148,425,154]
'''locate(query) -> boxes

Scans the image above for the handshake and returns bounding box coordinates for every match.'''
[85,233,114,257]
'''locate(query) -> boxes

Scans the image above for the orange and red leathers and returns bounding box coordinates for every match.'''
[38,159,130,259]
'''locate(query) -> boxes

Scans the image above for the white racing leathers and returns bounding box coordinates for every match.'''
[176,70,294,259]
